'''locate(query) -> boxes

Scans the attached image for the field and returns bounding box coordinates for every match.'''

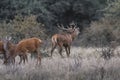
[0,45,120,80]
[0,0,120,80]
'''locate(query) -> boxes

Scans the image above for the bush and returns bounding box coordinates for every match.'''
[80,18,120,47]
[0,15,47,42]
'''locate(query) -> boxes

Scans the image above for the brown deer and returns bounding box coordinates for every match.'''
[0,40,7,64]
[2,36,16,64]
[3,37,43,64]
[51,22,80,57]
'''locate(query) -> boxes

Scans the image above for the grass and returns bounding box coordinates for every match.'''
[0,47,120,80]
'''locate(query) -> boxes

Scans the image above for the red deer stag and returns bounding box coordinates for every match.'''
[51,23,80,57]
[3,37,43,64]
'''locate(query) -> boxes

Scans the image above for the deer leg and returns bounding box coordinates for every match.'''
[31,52,37,59]
[6,56,11,64]
[12,57,15,64]
[19,55,23,64]
[3,53,7,64]
[24,54,28,63]
[51,43,57,57]
[22,54,28,64]
[58,43,64,58]
[11,54,16,64]
[36,50,41,65]
[10,58,14,64]
[68,46,71,57]
[64,46,69,57]
[3,55,11,64]
[59,47,64,58]
[37,53,41,65]
[23,55,26,64]
[9,57,13,64]
[3,59,7,64]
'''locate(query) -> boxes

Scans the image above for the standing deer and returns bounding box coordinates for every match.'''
[2,36,16,64]
[16,37,43,64]
[51,23,80,57]
[0,40,7,64]
[3,37,43,65]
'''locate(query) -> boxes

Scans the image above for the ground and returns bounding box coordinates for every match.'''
[0,47,120,80]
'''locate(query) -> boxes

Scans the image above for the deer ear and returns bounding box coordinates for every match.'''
[5,36,12,41]
[77,27,80,30]
[8,37,12,41]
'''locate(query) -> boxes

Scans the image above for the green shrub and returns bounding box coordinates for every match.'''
[80,18,120,47]
[0,15,47,42]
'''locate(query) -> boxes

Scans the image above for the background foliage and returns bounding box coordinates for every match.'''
[79,0,120,47]
[0,15,46,43]
[0,0,120,46]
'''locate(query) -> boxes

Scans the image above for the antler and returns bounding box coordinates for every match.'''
[69,21,77,29]
[57,24,68,31]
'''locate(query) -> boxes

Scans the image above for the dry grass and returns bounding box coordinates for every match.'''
[0,47,120,80]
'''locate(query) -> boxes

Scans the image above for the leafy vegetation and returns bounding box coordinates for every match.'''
[0,0,106,33]
[79,0,120,47]
[0,1,120,80]
[0,0,120,46]
[0,15,46,42]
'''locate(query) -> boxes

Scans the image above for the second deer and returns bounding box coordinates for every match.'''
[3,37,43,65]
[51,22,80,57]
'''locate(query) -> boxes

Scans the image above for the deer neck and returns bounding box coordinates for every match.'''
[70,33,76,41]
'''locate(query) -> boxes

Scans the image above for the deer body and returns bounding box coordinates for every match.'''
[15,37,42,64]
[51,23,79,57]
[3,37,42,64]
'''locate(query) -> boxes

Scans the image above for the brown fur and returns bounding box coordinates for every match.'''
[51,26,79,57]
[4,42,16,64]
[0,41,6,63]
[15,37,43,64]
[3,37,43,65]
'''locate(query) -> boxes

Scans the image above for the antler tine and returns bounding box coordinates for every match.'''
[57,24,61,28]
[67,25,69,29]
[74,23,77,28]
[57,23,69,31]
[69,24,73,29]
[58,24,68,31]
[70,21,77,29]
[61,24,65,29]
[62,24,70,30]
[57,24,62,29]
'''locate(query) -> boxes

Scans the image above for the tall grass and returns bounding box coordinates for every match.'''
[0,47,120,80]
